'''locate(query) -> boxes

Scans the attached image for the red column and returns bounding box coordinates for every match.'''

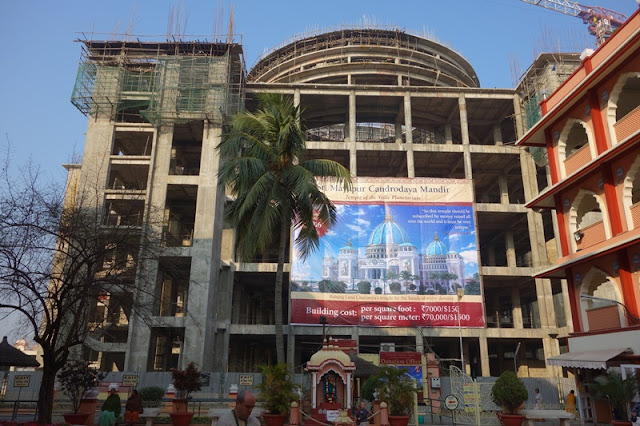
[601,164,624,236]
[617,253,640,325]
[555,195,570,257]
[545,128,560,185]
[566,269,583,333]
[589,90,609,155]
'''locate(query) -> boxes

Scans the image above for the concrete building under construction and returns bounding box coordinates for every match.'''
[69,27,577,378]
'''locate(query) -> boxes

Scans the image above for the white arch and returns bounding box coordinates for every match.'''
[623,154,640,230]
[607,72,640,145]
[579,267,625,332]
[557,118,596,179]
[569,189,611,253]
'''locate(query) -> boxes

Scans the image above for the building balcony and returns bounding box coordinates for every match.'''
[575,220,606,251]
[614,103,640,143]
[631,201,640,229]
[586,305,621,331]
[563,144,591,176]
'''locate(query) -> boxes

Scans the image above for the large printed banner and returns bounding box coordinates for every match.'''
[290,177,484,328]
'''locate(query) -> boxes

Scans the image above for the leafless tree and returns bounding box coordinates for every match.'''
[0,147,165,423]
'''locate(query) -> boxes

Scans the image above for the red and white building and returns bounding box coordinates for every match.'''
[518,9,640,422]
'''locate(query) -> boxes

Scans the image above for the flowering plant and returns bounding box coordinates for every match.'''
[57,360,105,413]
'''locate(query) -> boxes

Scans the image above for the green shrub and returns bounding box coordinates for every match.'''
[374,287,383,294]
[491,370,528,414]
[358,281,372,294]
[389,282,401,294]
[139,386,165,406]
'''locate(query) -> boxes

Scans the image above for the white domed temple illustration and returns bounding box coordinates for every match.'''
[322,208,465,294]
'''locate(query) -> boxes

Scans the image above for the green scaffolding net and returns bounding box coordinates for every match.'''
[71,47,244,126]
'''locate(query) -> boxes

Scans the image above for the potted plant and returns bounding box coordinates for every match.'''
[372,366,417,426]
[588,371,638,425]
[57,360,105,425]
[139,386,166,416]
[170,362,202,426]
[490,370,528,426]
[255,363,300,426]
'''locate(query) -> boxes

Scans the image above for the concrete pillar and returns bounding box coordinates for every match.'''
[184,123,226,370]
[294,89,301,127]
[543,337,562,377]
[535,278,553,328]
[458,94,472,179]
[445,123,453,145]
[493,124,503,146]
[513,95,525,137]
[395,112,403,144]
[506,231,516,268]
[561,279,574,333]
[349,91,357,175]
[498,175,509,204]
[212,265,233,372]
[404,93,415,178]
[511,287,524,329]
[478,335,490,377]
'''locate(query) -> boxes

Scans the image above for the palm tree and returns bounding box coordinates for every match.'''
[217,93,351,363]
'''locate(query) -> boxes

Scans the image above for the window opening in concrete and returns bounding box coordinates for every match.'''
[107,163,149,190]
[551,279,567,327]
[163,185,197,247]
[520,289,541,329]
[156,257,191,317]
[103,200,145,227]
[150,328,184,371]
[112,131,153,156]
[170,122,203,176]
[356,150,407,177]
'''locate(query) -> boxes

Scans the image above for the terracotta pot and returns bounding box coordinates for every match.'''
[169,412,194,426]
[262,413,287,426]
[388,415,410,426]
[497,413,525,426]
[63,413,91,425]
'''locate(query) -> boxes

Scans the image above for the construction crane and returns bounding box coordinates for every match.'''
[521,0,629,46]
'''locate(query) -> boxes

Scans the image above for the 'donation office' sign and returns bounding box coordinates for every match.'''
[290,177,484,328]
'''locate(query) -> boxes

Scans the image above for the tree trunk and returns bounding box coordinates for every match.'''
[37,359,57,424]
[275,217,289,364]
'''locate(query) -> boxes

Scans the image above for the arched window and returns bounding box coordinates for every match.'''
[579,268,625,332]
[558,119,595,178]
[622,154,640,229]
[607,72,640,144]
[569,190,610,252]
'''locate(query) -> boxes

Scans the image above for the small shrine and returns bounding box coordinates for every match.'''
[306,339,356,423]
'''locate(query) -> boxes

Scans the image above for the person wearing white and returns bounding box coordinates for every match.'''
[534,388,543,410]
[218,391,260,426]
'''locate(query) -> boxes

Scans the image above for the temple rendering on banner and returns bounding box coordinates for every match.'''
[62,11,640,381]
[321,209,465,295]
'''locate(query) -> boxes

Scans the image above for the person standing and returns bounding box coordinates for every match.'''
[124,389,144,426]
[218,391,260,426]
[356,402,369,426]
[100,384,122,426]
[534,388,543,410]
[565,390,576,414]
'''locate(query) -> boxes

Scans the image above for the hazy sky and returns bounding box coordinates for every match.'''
[0,0,638,341]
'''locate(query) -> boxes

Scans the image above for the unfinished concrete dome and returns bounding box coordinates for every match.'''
[249,28,479,87]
